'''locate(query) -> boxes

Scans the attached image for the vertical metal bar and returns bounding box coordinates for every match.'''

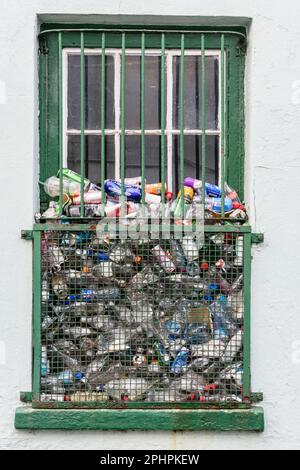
[32,231,42,402]
[140,33,146,206]
[201,34,206,216]
[101,32,106,205]
[221,34,226,217]
[114,53,121,180]
[166,52,173,193]
[243,233,252,399]
[58,32,63,216]
[80,32,85,217]
[180,34,185,214]
[161,33,166,212]
[121,33,126,217]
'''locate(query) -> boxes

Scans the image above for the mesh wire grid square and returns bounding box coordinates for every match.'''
[40,228,244,406]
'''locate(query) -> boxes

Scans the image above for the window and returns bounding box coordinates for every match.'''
[65,49,220,191]
[39,27,246,211]
[15,25,264,433]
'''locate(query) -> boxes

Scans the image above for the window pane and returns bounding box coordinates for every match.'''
[68,135,115,185]
[67,54,115,130]
[172,135,219,193]
[125,55,162,130]
[172,55,219,130]
[124,136,164,183]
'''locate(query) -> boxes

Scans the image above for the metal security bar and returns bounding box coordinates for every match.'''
[32,224,251,408]
[38,29,246,222]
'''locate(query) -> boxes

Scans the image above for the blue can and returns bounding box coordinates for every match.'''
[104,179,142,203]
[204,183,222,198]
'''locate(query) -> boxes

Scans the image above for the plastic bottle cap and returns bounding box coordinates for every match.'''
[201,262,209,270]
[233,201,244,210]
[165,192,173,201]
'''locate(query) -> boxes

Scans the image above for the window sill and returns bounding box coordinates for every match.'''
[15,406,264,432]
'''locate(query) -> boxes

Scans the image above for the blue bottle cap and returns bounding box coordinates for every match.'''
[74,372,85,380]
[96,252,110,261]
[209,283,219,291]
[204,295,214,302]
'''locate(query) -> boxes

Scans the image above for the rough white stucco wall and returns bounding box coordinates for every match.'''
[0,0,299,450]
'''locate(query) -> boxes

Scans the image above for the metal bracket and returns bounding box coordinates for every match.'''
[39,37,49,55]
[251,392,264,403]
[251,233,264,245]
[236,36,247,57]
[21,230,34,241]
[20,392,33,403]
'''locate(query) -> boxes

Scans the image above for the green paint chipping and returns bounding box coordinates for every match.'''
[15,407,264,432]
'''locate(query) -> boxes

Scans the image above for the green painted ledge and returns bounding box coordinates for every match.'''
[15,406,264,432]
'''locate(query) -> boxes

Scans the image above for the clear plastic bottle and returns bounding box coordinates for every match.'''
[43,176,82,197]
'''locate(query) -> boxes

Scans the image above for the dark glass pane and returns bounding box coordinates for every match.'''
[172,135,219,194]
[124,136,163,183]
[67,54,115,130]
[172,55,219,130]
[68,135,115,185]
[125,55,162,130]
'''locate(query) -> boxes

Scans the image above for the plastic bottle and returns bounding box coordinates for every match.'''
[43,176,82,198]
[59,169,91,191]
[173,187,194,219]
[72,191,102,205]
[145,183,167,195]
[209,297,237,341]
[205,197,233,213]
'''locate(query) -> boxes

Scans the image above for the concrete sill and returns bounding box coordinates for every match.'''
[15,406,264,431]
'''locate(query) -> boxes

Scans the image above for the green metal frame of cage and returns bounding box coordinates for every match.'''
[28,223,252,410]
[38,25,246,215]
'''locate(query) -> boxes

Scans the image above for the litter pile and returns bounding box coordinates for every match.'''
[39,169,247,222]
[40,229,245,403]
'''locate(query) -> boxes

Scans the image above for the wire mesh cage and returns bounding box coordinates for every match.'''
[35,225,249,408]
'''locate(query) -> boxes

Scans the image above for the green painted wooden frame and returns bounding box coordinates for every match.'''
[15,407,264,431]
[17,222,264,430]
[38,24,246,210]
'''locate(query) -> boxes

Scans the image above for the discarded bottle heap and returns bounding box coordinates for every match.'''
[41,230,245,403]
[38,169,247,222]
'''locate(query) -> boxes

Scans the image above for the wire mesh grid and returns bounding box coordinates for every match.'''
[39,228,245,406]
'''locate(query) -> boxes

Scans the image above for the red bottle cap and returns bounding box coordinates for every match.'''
[205,384,218,393]
[233,201,244,210]
[200,262,209,271]
[165,192,173,201]
[224,234,233,243]
[188,393,196,401]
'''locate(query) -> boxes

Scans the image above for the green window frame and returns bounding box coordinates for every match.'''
[39,24,246,212]
[15,23,264,432]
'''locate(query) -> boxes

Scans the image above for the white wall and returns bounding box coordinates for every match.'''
[0,0,300,450]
